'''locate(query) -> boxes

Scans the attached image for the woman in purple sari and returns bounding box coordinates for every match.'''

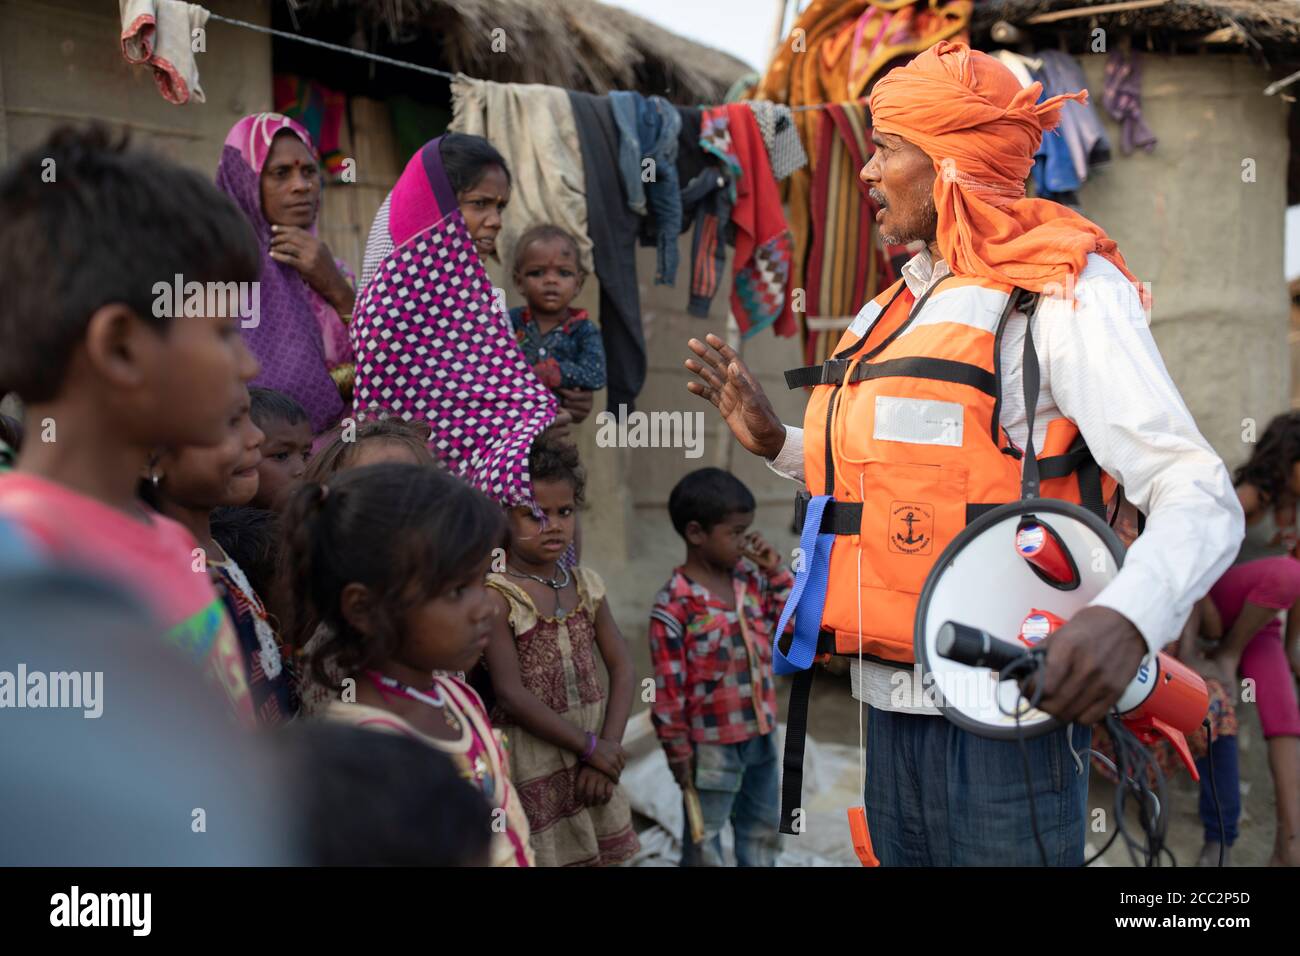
[216,113,354,436]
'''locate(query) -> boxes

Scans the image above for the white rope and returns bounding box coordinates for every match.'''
[858,473,866,800]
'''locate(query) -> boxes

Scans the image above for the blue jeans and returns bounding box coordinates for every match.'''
[681,733,780,867]
[864,706,1091,866]
[1196,734,1240,845]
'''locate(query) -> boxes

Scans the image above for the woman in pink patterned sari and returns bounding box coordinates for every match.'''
[351,134,560,510]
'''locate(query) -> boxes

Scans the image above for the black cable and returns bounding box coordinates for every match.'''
[998,655,1050,866]
[1106,715,1169,867]
[1082,817,1121,866]
[991,649,1174,868]
[1203,717,1225,867]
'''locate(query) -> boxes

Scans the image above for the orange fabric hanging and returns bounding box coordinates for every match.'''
[868,41,1145,301]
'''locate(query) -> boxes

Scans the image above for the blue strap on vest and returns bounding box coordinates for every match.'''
[772,494,835,675]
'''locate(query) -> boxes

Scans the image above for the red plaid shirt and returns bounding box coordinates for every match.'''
[647,559,794,762]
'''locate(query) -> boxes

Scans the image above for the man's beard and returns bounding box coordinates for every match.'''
[876,188,937,247]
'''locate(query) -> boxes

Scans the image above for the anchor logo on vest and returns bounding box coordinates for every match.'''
[888,501,934,555]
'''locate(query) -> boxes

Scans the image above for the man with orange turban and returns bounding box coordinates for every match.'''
[684,42,1243,865]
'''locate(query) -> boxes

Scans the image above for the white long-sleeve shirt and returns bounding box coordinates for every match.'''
[768,249,1244,713]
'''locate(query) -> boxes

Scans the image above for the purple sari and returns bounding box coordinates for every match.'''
[351,137,559,508]
[216,113,346,434]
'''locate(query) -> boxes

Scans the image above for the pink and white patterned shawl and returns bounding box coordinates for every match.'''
[350,137,559,508]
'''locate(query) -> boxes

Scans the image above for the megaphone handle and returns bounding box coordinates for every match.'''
[1151,716,1200,783]
[1126,715,1201,783]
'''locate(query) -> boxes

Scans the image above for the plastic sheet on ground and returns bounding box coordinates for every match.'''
[620,710,862,867]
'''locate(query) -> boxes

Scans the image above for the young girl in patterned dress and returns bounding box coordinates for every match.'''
[481,436,639,866]
[284,462,533,866]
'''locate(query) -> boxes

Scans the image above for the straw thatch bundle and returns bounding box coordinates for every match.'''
[973,0,1300,58]
[295,0,754,102]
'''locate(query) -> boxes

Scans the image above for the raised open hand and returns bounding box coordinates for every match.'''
[684,333,786,460]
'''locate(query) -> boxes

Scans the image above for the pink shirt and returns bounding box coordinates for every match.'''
[0,473,255,727]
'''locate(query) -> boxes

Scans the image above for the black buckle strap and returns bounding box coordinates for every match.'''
[1019,291,1043,501]
[779,667,816,835]
[784,358,851,389]
[1037,438,1106,522]
[1037,446,1091,480]
[793,490,862,535]
[785,356,997,396]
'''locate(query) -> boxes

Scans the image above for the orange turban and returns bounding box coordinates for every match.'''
[869,41,1141,299]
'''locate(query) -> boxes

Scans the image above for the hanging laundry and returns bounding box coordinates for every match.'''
[450,76,592,274]
[609,92,683,286]
[1025,57,1081,206]
[609,92,649,215]
[273,75,348,181]
[1030,108,1082,205]
[746,101,808,181]
[677,105,733,318]
[802,103,897,365]
[701,105,795,339]
[119,0,208,105]
[568,90,647,412]
[681,163,733,319]
[759,0,972,108]
[1035,50,1112,180]
[991,48,1041,90]
[758,1,969,355]
[1104,48,1158,156]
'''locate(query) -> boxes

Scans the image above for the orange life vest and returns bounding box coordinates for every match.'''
[787,274,1116,665]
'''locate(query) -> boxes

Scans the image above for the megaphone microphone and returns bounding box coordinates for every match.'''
[937,618,1210,780]
[935,620,1039,673]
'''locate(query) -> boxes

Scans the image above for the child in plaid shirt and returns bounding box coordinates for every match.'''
[648,468,793,866]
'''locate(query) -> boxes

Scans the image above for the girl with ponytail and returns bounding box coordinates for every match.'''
[282,462,533,866]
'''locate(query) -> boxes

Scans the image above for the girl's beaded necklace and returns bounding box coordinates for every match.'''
[366,672,500,789]
[367,671,462,734]
[505,562,571,618]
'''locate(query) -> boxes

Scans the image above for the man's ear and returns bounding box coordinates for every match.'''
[684,519,708,548]
[340,582,375,637]
[82,304,156,390]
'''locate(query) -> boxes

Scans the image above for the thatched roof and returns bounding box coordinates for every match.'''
[293,0,754,103]
[973,0,1300,58]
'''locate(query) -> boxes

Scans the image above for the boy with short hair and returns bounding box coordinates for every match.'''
[0,125,263,726]
[248,387,312,510]
[648,467,793,866]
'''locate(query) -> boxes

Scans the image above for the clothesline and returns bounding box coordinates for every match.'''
[205,11,866,114]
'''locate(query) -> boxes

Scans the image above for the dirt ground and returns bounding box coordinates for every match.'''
[773,669,1282,867]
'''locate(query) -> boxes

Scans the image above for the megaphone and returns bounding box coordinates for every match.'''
[914,498,1124,738]
[936,620,1210,779]
[914,498,1209,777]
